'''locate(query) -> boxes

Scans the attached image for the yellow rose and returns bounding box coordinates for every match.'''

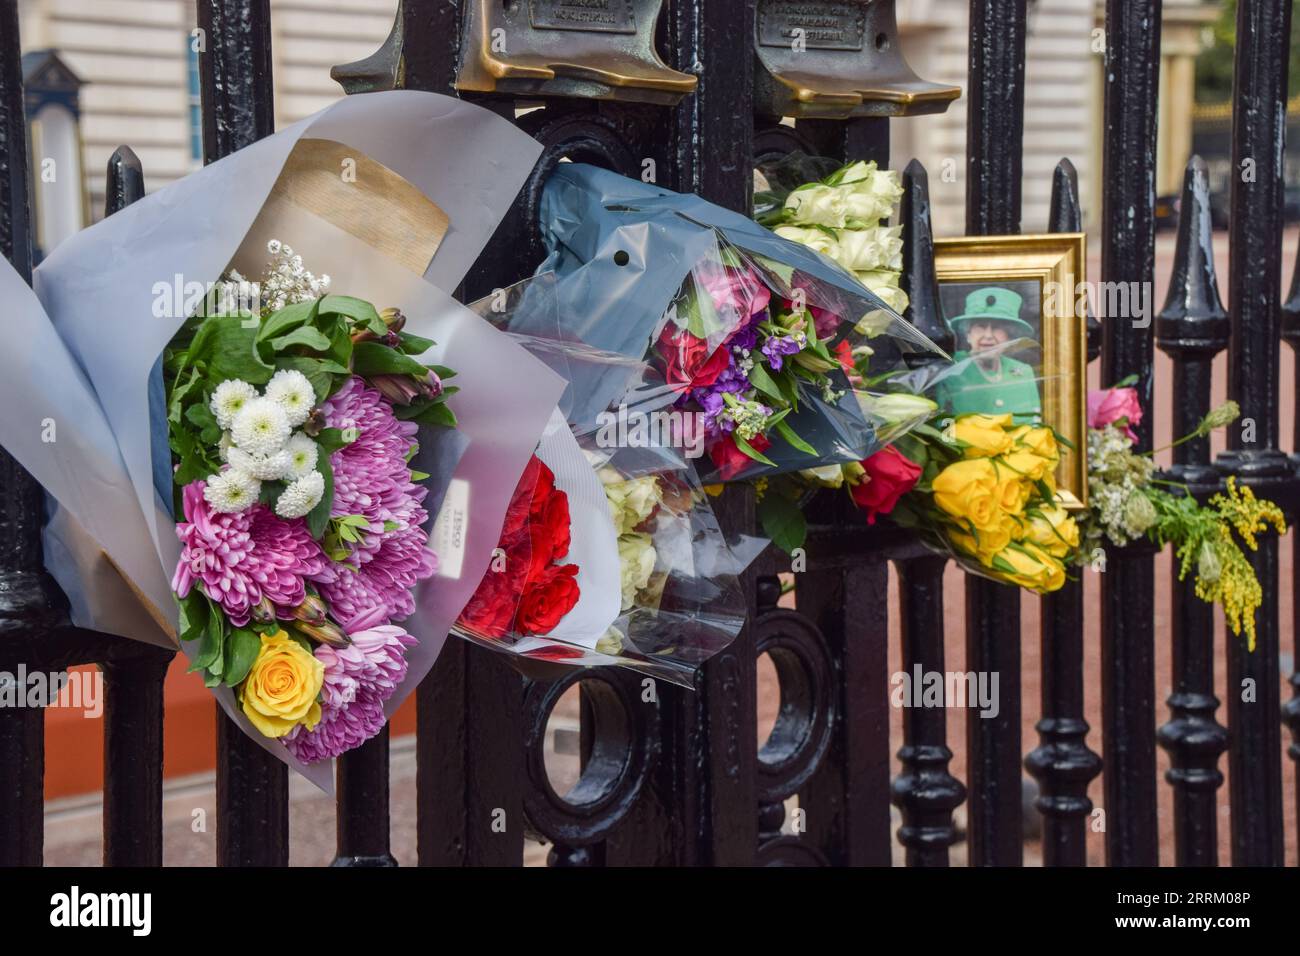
[932,458,1000,529]
[991,460,1032,515]
[1027,505,1080,559]
[1011,425,1059,463]
[240,631,323,739]
[1000,449,1054,483]
[951,414,1014,458]
[948,519,1011,566]
[996,543,1066,593]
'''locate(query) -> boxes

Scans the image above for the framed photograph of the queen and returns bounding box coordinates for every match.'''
[933,233,1088,507]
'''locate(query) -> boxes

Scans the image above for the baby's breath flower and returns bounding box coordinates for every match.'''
[210,379,257,430]
[203,469,260,513]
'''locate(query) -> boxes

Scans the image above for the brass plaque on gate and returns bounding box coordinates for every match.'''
[753,0,960,118]
[531,0,637,35]
[758,2,866,52]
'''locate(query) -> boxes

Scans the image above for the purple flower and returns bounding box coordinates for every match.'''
[172,481,327,627]
[284,624,417,764]
[310,377,438,622]
[761,335,802,372]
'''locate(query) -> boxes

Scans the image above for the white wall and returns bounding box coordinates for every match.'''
[894,0,1099,238]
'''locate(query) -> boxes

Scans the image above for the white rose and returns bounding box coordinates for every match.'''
[835,226,903,272]
[775,225,840,259]
[859,393,938,436]
[618,533,658,611]
[799,464,845,488]
[604,475,663,536]
[783,183,848,227]
[843,165,903,226]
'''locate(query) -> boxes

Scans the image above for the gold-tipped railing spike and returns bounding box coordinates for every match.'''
[753,0,960,119]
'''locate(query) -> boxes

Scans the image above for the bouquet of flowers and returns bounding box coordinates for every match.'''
[166,242,459,761]
[885,412,1078,592]
[0,92,566,783]
[457,278,759,683]
[754,153,908,319]
[1082,384,1285,648]
[516,163,947,484]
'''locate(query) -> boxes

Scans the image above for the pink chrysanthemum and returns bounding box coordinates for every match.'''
[311,377,438,623]
[284,624,416,763]
[172,480,326,626]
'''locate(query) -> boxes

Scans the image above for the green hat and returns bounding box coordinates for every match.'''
[946,287,1036,338]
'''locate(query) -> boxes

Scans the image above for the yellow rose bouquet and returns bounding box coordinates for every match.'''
[888,413,1079,593]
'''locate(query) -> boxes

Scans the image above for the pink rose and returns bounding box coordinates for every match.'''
[696,264,771,319]
[1088,387,1143,442]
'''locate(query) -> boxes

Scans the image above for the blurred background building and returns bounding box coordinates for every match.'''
[16,0,1281,252]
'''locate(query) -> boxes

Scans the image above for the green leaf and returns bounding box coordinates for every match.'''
[276,356,348,403]
[168,368,202,426]
[320,295,385,334]
[189,599,225,674]
[774,418,817,456]
[270,325,333,353]
[352,341,430,377]
[307,453,334,539]
[427,365,457,380]
[759,493,807,555]
[184,403,222,444]
[398,331,436,355]
[398,400,458,428]
[223,628,262,687]
[177,590,209,644]
[732,433,776,468]
[185,314,275,385]
[747,361,786,404]
[315,427,357,456]
[256,299,320,344]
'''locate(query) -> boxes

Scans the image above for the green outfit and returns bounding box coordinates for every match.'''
[936,352,1042,423]
[939,286,1042,423]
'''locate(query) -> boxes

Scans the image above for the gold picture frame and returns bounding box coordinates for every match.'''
[933,233,1088,508]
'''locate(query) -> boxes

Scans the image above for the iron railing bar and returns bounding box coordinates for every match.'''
[197,0,289,868]
[1025,159,1103,868]
[1216,0,1293,867]
[1098,0,1163,868]
[963,0,1029,868]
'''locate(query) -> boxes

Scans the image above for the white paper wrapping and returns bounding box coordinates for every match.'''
[0,91,563,788]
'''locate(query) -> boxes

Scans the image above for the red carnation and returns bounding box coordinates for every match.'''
[850,446,922,524]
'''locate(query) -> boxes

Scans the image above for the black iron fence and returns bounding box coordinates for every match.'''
[0,0,1295,867]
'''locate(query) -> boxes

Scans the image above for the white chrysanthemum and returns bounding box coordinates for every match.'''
[227,445,292,481]
[267,239,282,255]
[218,431,233,462]
[203,469,260,514]
[284,432,319,478]
[264,369,315,426]
[210,379,258,430]
[230,397,291,457]
[275,470,325,520]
